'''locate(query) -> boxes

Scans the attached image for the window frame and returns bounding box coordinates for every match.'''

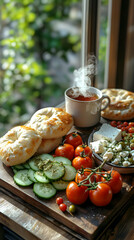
[82,0,130,89]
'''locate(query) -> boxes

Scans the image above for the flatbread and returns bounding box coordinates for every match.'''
[101,88,134,120]
[36,137,62,155]
[0,126,41,166]
[28,107,73,139]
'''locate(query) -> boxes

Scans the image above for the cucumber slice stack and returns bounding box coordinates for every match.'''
[12,153,76,200]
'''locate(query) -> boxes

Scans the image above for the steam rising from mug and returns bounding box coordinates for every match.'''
[72,56,97,97]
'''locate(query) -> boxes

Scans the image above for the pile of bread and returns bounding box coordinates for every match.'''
[0,107,73,166]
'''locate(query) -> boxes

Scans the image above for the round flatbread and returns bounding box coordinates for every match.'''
[28,107,73,139]
[36,137,62,155]
[101,88,134,120]
[0,126,41,166]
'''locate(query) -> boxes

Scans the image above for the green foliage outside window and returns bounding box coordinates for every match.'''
[0,0,81,136]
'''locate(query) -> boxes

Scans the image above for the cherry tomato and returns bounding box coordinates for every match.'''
[55,143,74,160]
[64,132,83,148]
[66,181,89,205]
[121,126,126,132]
[75,169,93,185]
[72,156,93,170]
[117,124,122,129]
[59,203,67,212]
[74,144,92,158]
[128,127,134,133]
[128,122,134,127]
[117,121,122,126]
[56,197,63,205]
[122,122,128,127]
[101,170,122,194]
[89,183,112,206]
[110,121,117,127]
[125,125,129,132]
[93,172,102,183]
[75,169,101,185]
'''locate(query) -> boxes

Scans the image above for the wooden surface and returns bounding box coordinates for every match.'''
[0,188,134,240]
[0,190,76,240]
[0,123,134,240]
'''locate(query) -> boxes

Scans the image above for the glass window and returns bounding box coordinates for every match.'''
[96,0,109,89]
[0,0,81,136]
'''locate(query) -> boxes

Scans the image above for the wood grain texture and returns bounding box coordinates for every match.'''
[0,122,134,240]
[98,195,134,240]
[0,191,76,240]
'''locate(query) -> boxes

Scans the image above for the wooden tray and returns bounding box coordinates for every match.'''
[0,160,134,240]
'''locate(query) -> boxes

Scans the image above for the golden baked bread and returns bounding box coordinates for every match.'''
[0,126,41,166]
[28,107,73,139]
[101,88,134,120]
[36,137,62,155]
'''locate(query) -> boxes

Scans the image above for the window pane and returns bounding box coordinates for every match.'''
[0,0,81,136]
[96,0,109,89]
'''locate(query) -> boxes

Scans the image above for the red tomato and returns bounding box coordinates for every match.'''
[75,169,93,185]
[125,125,129,132]
[59,203,67,212]
[56,197,63,205]
[110,121,117,127]
[117,124,122,129]
[122,122,128,127]
[64,132,83,148]
[93,172,102,183]
[66,181,89,205]
[89,183,112,206]
[128,122,134,127]
[75,169,102,186]
[101,170,122,194]
[74,144,92,157]
[55,143,74,160]
[121,126,126,132]
[128,127,134,133]
[72,156,93,170]
[117,121,122,126]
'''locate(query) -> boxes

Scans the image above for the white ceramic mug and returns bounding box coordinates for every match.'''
[65,87,110,127]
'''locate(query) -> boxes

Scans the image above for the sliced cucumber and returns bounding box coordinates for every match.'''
[54,156,71,165]
[43,162,65,181]
[34,171,49,183]
[11,166,18,174]
[23,162,30,169]
[33,182,56,199]
[14,170,33,186]
[14,164,25,170]
[28,169,37,183]
[39,154,54,161]
[52,179,69,190]
[62,165,76,181]
[29,154,54,171]
[28,157,40,171]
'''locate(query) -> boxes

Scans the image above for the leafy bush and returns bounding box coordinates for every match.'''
[0,0,81,135]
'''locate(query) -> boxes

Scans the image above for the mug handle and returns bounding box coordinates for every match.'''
[101,95,110,111]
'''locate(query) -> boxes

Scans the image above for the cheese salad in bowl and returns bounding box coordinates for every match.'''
[89,123,134,168]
